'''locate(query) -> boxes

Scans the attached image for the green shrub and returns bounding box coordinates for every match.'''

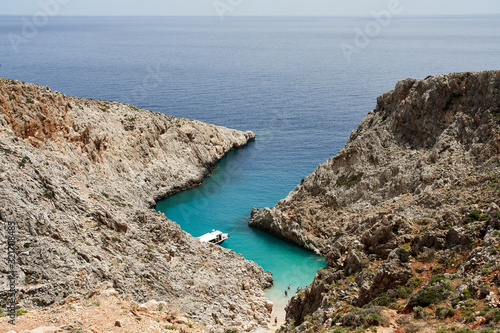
[331,328,346,333]
[15,309,28,316]
[486,308,500,322]
[225,330,238,333]
[397,286,412,299]
[461,286,472,300]
[164,325,176,330]
[336,172,364,188]
[396,248,410,263]
[496,211,500,219]
[459,299,477,323]
[435,305,455,319]
[468,210,480,220]
[413,306,429,319]
[409,283,451,307]
[341,307,386,328]
[26,98,35,104]
[468,210,488,221]
[406,276,423,289]
[429,274,447,285]
[370,294,396,307]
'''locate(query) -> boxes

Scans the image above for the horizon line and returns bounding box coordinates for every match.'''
[0,13,499,18]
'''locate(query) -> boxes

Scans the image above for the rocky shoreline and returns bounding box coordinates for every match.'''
[0,78,272,332]
[250,71,500,332]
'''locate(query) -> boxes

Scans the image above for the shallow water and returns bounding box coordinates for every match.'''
[155,142,326,313]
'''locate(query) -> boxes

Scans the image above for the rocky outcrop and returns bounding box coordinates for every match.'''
[251,71,500,255]
[250,71,500,332]
[0,78,272,332]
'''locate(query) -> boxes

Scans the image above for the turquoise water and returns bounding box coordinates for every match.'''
[155,140,326,299]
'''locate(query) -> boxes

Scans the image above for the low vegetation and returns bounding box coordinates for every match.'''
[336,172,364,188]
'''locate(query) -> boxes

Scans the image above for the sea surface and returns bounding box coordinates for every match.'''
[1,15,499,319]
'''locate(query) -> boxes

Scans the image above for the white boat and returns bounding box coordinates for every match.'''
[198,230,229,245]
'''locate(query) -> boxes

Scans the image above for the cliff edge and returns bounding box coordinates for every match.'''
[250,71,500,332]
[0,78,272,332]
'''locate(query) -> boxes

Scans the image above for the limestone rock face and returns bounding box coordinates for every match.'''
[249,71,500,332]
[250,71,500,255]
[0,78,270,331]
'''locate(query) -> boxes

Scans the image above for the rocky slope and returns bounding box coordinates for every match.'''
[249,71,500,332]
[0,78,273,332]
[0,282,206,333]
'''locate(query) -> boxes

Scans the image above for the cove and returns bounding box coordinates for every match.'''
[155,138,325,320]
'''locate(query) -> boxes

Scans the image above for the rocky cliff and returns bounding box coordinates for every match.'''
[249,71,500,332]
[0,78,273,332]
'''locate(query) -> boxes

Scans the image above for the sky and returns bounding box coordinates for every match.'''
[1,0,500,17]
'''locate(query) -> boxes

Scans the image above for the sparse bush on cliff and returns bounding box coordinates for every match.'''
[330,328,346,333]
[429,274,447,285]
[409,282,452,307]
[396,247,410,263]
[340,307,387,328]
[336,172,364,188]
[468,210,488,221]
[413,306,430,319]
[15,309,28,316]
[484,308,500,323]
[396,285,413,299]
[18,156,30,168]
[435,305,455,319]
[396,275,424,299]
[370,293,396,307]
[407,276,423,289]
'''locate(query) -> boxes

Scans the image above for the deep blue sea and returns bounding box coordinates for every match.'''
[1,15,499,316]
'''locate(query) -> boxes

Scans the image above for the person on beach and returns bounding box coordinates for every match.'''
[274,317,277,325]
[285,290,288,296]
[288,285,290,289]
